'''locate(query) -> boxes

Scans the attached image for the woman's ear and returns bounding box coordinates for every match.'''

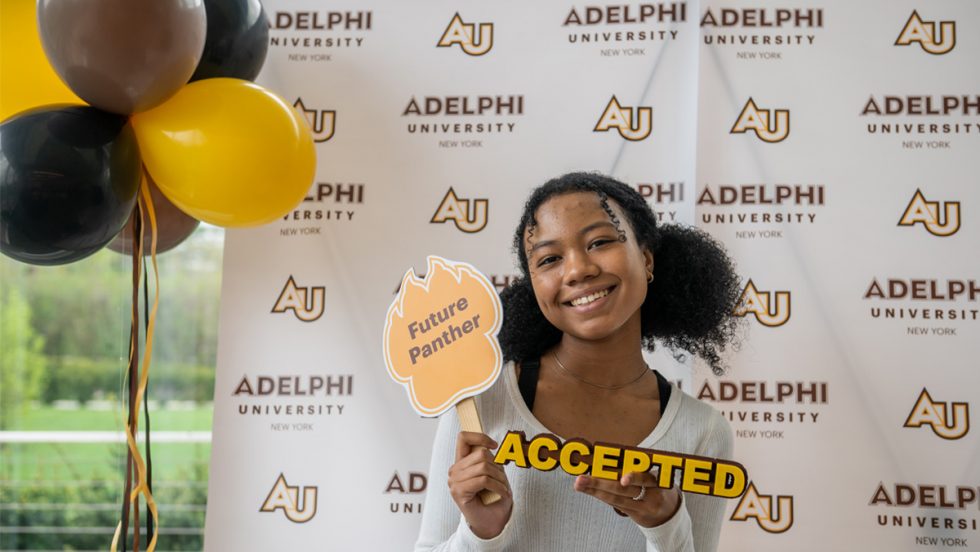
[644,249,654,274]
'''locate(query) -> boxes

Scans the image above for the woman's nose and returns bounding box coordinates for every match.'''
[563,250,599,285]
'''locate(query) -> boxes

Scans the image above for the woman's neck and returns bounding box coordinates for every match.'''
[552,314,647,387]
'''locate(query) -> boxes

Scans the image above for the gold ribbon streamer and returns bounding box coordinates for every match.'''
[112,178,161,552]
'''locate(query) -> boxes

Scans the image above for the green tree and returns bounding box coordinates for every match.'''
[0,287,46,428]
[19,251,131,360]
[0,225,223,405]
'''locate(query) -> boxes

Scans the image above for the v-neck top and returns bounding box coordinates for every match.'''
[516,357,671,418]
[503,359,681,450]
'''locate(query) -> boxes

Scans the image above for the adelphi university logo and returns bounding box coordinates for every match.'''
[272,276,325,322]
[386,471,428,514]
[733,280,790,327]
[903,388,970,440]
[895,11,955,55]
[430,188,488,233]
[294,98,336,142]
[594,96,652,141]
[730,481,794,534]
[260,474,318,523]
[731,98,789,143]
[437,13,493,56]
[898,189,960,237]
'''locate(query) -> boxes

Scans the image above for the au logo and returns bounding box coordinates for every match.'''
[903,388,969,440]
[898,189,960,237]
[272,276,325,322]
[593,96,652,141]
[895,11,955,55]
[730,481,794,534]
[733,280,790,327]
[430,188,488,233]
[294,98,336,143]
[437,13,493,56]
[260,474,318,523]
[730,98,790,143]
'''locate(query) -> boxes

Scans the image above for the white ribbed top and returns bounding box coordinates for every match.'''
[415,362,733,552]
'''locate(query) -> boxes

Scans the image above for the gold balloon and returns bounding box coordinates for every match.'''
[131,79,316,227]
[0,0,83,120]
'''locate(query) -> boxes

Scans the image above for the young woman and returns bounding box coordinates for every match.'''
[415,173,742,551]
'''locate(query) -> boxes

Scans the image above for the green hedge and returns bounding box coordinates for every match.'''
[0,475,207,550]
[43,356,216,403]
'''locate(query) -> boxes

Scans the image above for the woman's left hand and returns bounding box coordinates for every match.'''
[573,470,681,528]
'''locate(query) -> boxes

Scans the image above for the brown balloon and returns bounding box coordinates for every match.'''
[108,174,201,255]
[38,0,207,115]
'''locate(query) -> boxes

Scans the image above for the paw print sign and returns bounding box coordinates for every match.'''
[383,256,503,417]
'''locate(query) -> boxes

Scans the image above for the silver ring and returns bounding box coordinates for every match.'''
[631,486,646,501]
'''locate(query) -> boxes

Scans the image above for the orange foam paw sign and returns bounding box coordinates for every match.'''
[384,256,503,417]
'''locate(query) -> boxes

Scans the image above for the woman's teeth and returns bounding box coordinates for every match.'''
[570,289,610,306]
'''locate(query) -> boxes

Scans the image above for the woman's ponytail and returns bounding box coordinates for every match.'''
[643,224,742,375]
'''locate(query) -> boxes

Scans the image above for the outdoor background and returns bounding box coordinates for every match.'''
[0,225,223,550]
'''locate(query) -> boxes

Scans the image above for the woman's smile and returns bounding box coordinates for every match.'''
[564,284,615,310]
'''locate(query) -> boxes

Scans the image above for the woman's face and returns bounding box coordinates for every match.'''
[524,192,653,343]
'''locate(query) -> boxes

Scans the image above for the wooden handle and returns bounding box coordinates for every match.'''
[455,397,503,505]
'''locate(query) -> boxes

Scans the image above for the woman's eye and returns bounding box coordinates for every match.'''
[537,255,559,267]
[589,238,614,249]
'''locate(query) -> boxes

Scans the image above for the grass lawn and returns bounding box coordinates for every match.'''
[7,403,213,432]
[1,442,211,483]
[3,405,213,483]
[2,405,213,505]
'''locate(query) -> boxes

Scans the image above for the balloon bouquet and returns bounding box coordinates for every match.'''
[0,0,315,549]
[1,0,315,261]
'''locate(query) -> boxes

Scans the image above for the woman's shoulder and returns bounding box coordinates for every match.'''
[673,385,723,421]
[476,360,516,406]
[669,385,734,458]
[471,361,525,430]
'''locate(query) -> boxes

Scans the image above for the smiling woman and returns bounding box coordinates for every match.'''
[416,172,744,552]
[522,191,653,348]
[503,174,742,375]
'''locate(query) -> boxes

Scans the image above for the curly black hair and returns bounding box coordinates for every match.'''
[498,172,742,375]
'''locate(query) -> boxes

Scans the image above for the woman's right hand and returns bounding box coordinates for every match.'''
[448,431,514,539]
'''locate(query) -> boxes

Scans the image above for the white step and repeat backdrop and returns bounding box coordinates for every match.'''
[205,1,979,550]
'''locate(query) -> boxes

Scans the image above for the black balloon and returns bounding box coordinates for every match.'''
[190,0,269,82]
[0,106,141,265]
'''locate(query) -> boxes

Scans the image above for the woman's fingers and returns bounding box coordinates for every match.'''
[576,473,658,499]
[451,453,509,489]
[575,474,647,500]
[620,469,662,490]
[449,434,511,504]
[575,473,682,527]
[450,458,511,502]
[575,475,644,512]
[451,473,512,504]
[450,446,497,476]
[454,431,498,462]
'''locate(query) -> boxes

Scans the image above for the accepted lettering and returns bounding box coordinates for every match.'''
[494,431,747,499]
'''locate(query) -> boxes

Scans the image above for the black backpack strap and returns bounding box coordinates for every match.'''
[653,370,672,417]
[521,359,670,416]
[518,358,541,411]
